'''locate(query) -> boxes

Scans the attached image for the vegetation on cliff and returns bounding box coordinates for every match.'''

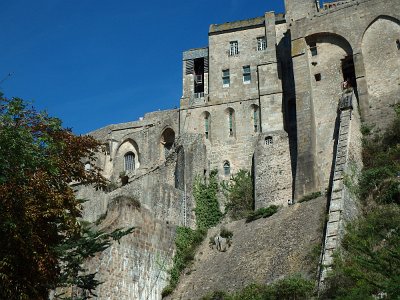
[322,105,400,299]
[163,170,222,297]
[194,170,223,228]
[202,275,314,300]
[0,97,133,300]
[222,169,253,220]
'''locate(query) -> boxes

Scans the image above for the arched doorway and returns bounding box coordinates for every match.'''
[160,128,175,161]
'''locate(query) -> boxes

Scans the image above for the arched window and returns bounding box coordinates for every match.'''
[160,128,175,159]
[223,161,230,176]
[265,136,273,145]
[124,152,135,171]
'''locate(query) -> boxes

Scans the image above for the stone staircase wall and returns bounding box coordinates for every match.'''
[319,91,363,285]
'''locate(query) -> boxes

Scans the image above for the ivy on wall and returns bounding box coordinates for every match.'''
[193,169,223,229]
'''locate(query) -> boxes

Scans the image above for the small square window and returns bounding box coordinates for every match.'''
[309,42,318,56]
[265,136,273,145]
[243,66,251,84]
[229,41,239,56]
[314,73,321,81]
[222,69,230,87]
[257,37,267,51]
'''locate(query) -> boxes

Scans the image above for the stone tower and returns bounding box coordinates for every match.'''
[284,0,318,22]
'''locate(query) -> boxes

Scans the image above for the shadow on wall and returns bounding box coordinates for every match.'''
[277,29,297,199]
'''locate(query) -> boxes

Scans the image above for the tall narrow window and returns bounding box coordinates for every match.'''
[124,152,135,171]
[253,106,259,132]
[204,112,210,139]
[243,66,251,84]
[229,41,239,56]
[227,108,235,137]
[222,69,230,87]
[257,37,267,51]
[223,161,231,176]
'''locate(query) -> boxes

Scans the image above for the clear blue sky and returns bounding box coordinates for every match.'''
[0,0,285,134]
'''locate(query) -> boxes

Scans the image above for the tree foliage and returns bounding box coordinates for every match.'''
[0,97,132,299]
[222,169,253,220]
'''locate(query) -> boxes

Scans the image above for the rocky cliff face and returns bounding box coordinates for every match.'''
[167,197,326,300]
[86,196,176,300]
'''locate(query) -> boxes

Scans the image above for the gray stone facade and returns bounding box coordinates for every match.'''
[77,1,399,298]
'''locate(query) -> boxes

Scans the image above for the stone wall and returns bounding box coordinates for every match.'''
[289,0,400,197]
[254,131,293,208]
[319,92,363,285]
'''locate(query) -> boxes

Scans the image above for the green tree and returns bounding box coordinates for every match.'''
[222,169,253,220]
[0,97,133,299]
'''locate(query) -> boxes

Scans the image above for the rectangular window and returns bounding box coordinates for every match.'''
[309,42,318,56]
[253,109,259,132]
[205,117,209,139]
[229,41,239,56]
[222,69,230,87]
[257,37,267,51]
[243,66,251,84]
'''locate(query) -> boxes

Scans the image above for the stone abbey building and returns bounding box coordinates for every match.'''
[77,0,400,298]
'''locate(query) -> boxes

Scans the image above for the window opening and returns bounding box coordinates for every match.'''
[204,113,210,139]
[228,109,234,137]
[265,136,273,145]
[253,106,259,132]
[314,73,321,81]
[229,41,239,56]
[161,128,175,159]
[309,42,318,56]
[222,69,230,87]
[341,55,357,94]
[223,161,231,176]
[194,58,205,97]
[84,162,91,171]
[257,37,267,51]
[396,39,400,50]
[124,152,135,171]
[243,66,251,84]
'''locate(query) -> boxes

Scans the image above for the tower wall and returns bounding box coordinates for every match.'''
[285,0,318,22]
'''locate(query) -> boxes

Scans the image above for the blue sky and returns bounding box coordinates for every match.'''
[0,0,285,134]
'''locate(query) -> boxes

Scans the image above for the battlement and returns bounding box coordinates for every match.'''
[209,16,265,35]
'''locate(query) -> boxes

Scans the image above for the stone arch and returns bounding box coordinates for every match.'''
[201,111,211,140]
[305,32,354,83]
[115,139,140,174]
[225,107,236,137]
[160,127,175,161]
[250,104,260,133]
[305,32,355,188]
[361,16,400,113]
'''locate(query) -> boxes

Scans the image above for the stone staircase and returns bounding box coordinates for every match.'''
[319,91,355,285]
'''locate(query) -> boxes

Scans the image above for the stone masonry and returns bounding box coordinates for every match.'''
[76,1,399,298]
